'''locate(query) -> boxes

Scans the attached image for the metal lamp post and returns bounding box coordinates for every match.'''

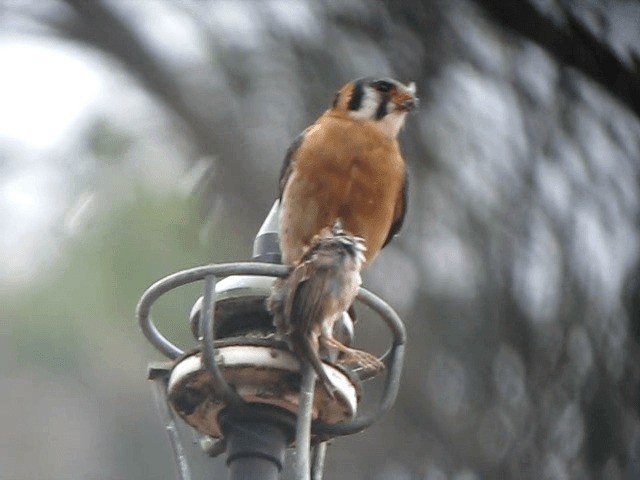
[136,202,406,480]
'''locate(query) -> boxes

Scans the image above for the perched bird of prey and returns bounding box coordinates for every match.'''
[278,76,417,266]
[269,77,417,393]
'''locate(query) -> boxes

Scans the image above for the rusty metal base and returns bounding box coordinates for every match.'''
[167,340,359,439]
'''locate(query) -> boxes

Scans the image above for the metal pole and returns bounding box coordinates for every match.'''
[200,274,244,406]
[311,443,327,480]
[149,371,192,480]
[294,361,317,480]
[219,407,290,480]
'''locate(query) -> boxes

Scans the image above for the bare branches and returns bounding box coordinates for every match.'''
[471,0,640,119]
[55,0,259,218]
[60,0,204,145]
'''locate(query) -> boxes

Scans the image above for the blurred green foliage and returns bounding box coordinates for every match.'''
[5,184,247,369]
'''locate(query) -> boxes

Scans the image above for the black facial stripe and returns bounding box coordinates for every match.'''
[347,80,365,111]
[374,97,389,120]
[372,80,394,93]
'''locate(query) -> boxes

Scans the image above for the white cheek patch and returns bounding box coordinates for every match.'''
[346,85,408,138]
[348,89,380,121]
[375,111,407,138]
[407,82,416,95]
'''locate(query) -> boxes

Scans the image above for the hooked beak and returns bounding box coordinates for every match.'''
[401,97,419,112]
[394,81,419,112]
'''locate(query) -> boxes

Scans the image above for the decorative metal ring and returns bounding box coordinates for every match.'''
[136,262,406,438]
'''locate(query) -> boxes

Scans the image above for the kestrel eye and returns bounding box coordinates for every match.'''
[372,81,393,93]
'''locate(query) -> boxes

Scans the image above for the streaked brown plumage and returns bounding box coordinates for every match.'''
[268,223,368,395]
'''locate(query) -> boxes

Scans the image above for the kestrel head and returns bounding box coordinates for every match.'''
[331,77,419,138]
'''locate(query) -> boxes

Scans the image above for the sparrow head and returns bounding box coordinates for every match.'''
[308,220,367,268]
[331,77,419,138]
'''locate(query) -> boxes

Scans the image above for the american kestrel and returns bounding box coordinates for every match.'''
[269,77,417,393]
[277,76,417,266]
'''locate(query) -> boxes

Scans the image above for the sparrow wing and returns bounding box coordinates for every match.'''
[284,253,339,397]
[284,258,330,337]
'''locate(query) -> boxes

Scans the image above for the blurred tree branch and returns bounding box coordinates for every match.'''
[53,0,260,220]
[471,0,640,119]
[59,0,197,145]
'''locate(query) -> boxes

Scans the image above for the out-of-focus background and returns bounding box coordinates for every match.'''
[2,1,640,479]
